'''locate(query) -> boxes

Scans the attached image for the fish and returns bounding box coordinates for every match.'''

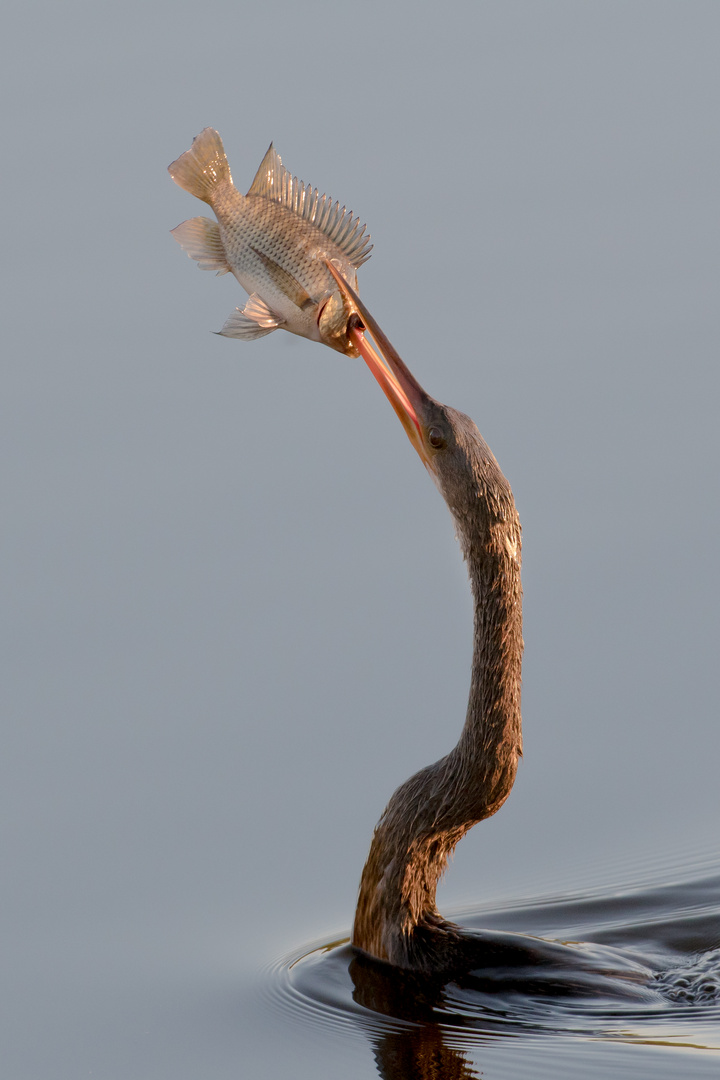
[168,129,372,356]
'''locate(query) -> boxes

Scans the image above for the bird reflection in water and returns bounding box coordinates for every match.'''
[349,951,483,1080]
[348,941,648,1080]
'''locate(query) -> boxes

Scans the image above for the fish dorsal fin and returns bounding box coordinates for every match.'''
[246,144,373,270]
[246,143,285,199]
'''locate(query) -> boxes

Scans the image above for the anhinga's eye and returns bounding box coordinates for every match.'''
[428,427,446,449]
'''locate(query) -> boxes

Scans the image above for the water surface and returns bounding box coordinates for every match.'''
[265,851,720,1078]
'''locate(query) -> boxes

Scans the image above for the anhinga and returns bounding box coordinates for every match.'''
[328,264,523,973]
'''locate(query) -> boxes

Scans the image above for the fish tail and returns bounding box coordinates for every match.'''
[168,128,232,205]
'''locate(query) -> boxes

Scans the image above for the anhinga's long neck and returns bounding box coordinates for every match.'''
[352,480,523,969]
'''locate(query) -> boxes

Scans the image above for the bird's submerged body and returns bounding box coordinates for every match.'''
[169,129,371,354]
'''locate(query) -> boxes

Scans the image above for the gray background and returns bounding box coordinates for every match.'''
[2,1,719,1076]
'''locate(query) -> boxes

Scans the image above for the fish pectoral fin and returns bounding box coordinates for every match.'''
[242,293,285,326]
[250,247,313,310]
[216,294,284,340]
[171,217,231,274]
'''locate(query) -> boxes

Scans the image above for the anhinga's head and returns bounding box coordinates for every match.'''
[326,263,519,566]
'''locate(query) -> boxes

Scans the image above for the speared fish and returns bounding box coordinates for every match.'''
[168,129,372,356]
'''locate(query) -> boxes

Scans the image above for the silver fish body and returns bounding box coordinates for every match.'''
[168,129,372,355]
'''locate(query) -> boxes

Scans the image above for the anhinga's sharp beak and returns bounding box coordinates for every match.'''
[325,262,431,468]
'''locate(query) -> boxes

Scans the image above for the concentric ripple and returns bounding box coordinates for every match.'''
[262,857,720,1061]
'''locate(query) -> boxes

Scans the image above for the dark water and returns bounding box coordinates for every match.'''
[263,855,720,1078]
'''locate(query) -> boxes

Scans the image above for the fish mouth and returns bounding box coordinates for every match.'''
[325,262,432,468]
[316,284,361,357]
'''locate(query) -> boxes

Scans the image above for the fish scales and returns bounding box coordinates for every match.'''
[169,129,372,355]
[218,193,349,305]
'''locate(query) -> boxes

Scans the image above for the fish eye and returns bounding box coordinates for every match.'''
[428,427,446,449]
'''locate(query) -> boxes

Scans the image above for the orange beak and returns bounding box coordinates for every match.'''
[325,262,431,469]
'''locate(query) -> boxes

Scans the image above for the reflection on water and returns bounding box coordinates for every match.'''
[264,855,720,1078]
